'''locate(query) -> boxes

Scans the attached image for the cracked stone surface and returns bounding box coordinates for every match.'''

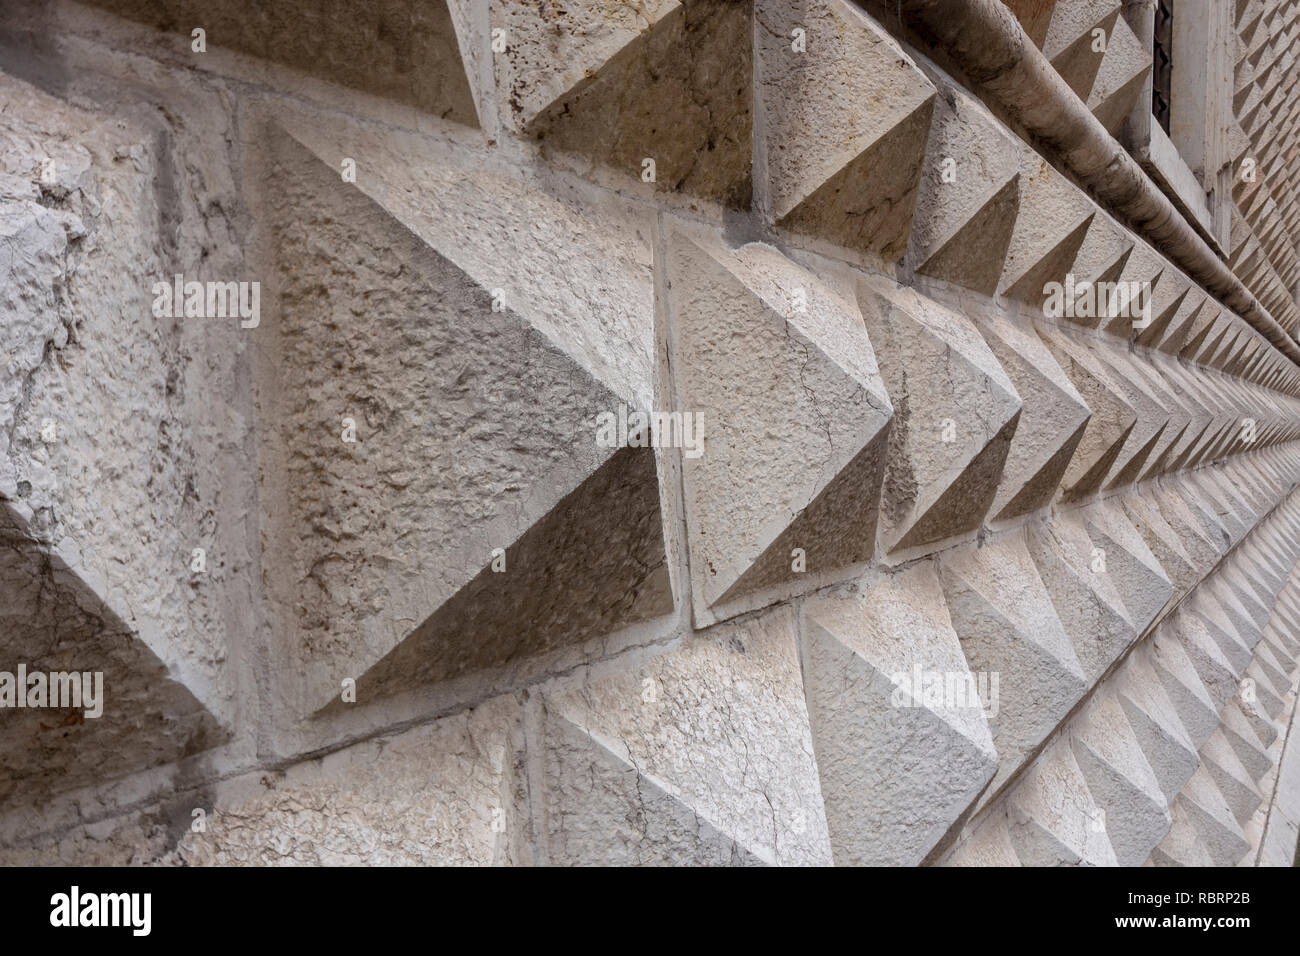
[519,0,753,207]
[0,697,521,866]
[668,225,891,620]
[543,606,832,866]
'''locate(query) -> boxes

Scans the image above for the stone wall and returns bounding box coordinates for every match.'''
[1,0,1299,866]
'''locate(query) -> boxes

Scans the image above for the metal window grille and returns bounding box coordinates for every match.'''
[1153,0,1173,134]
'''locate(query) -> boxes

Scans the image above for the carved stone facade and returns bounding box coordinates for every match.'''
[1,0,1299,866]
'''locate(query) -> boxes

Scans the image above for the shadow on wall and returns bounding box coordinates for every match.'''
[75,0,479,122]
[0,0,69,98]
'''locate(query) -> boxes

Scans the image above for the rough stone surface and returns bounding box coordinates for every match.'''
[2,0,1299,868]
[262,129,671,712]
[542,607,831,865]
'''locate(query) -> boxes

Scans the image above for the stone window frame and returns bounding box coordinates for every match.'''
[1120,0,1235,255]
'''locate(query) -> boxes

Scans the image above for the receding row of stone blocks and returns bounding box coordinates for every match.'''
[7,7,1300,755]
[2,0,1300,865]
[6,446,1292,865]
[255,117,1300,720]
[945,468,1300,866]
[63,0,1300,385]
[1005,0,1300,336]
[1231,0,1300,332]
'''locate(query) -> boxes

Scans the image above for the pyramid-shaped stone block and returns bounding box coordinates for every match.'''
[802,565,997,865]
[669,228,893,619]
[857,282,1021,555]
[759,0,936,258]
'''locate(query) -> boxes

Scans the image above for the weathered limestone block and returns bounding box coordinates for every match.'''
[1026,512,1135,682]
[1065,214,1135,332]
[1200,730,1263,825]
[1145,379,1212,483]
[1177,307,1233,369]
[0,512,223,812]
[1087,350,1174,490]
[1154,484,1231,571]
[1035,324,1137,500]
[1169,765,1251,865]
[1165,612,1244,716]
[1245,654,1288,719]
[263,130,671,712]
[939,811,1021,866]
[1068,686,1171,865]
[543,715,765,865]
[274,110,660,413]
[1188,472,1253,544]
[1004,738,1118,866]
[1140,284,1204,351]
[1248,650,1289,717]
[1260,620,1300,676]
[1085,12,1151,134]
[857,281,1021,555]
[1149,802,1219,866]
[938,533,1086,800]
[1254,630,1295,685]
[972,309,1090,522]
[492,0,678,128]
[668,226,892,619]
[1219,700,1273,776]
[0,696,521,867]
[0,195,70,500]
[1145,634,1222,747]
[542,607,831,865]
[1247,534,1293,591]
[1249,529,1293,594]
[0,809,181,867]
[1193,591,1258,680]
[907,84,1021,294]
[999,144,1097,305]
[1154,374,1225,473]
[1037,0,1123,62]
[758,0,935,258]
[183,699,522,865]
[1122,490,1200,593]
[1220,567,1274,633]
[1113,650,1201,800]
[0,75,232,806]
[1165,369,1236,472]
[81,0,479,122]
[1204,576,1263,651]
[506,0,752,207]
[1115,264,1191,347]
[1082,501,1174,633]
[1099,352,1188,485]
[1269,591,1300,659]
[1190,383,1251,468]
[802,565,997,865]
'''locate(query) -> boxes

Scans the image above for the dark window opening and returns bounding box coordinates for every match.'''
[1153,0,1173,134]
